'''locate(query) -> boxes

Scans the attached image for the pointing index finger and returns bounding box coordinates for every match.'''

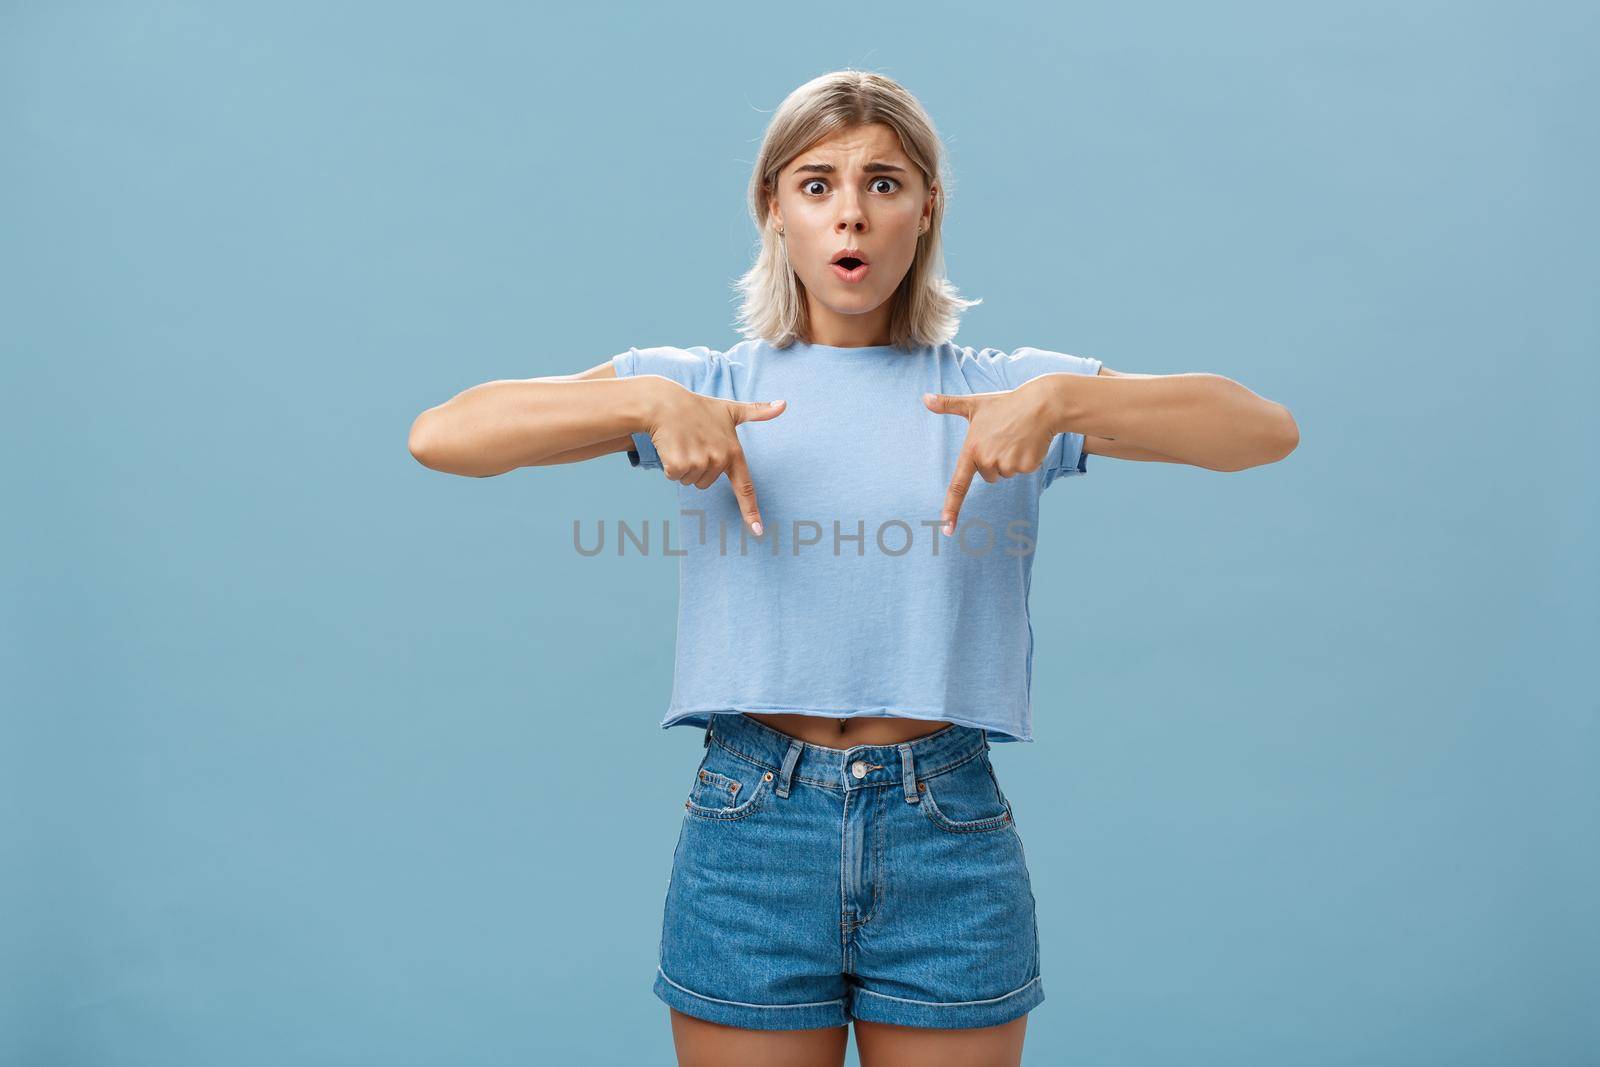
[724,448,764,537]
[942,448,976,536]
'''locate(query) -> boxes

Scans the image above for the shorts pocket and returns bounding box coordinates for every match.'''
[683,742,775,822]
[917,751,1014,834]
[688,768,743,809]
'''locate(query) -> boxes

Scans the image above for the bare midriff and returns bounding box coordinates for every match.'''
[741,711,954,750]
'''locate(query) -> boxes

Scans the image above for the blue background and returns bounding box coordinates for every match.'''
[4,2,1595,1064]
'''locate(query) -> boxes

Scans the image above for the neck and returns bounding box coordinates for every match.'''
[804,299,892,348]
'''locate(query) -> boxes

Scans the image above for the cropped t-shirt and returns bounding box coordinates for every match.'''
[611,338,1103,743]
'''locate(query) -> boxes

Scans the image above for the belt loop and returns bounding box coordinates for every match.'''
[899,742,919,804]
[703,718,713,747]
[775,739,803,798]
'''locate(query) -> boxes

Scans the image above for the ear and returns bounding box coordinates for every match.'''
[765,183,782,234]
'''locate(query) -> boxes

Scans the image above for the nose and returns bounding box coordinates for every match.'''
[835,190,867,232]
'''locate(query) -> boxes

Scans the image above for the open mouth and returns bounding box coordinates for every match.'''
[830,257,870,283]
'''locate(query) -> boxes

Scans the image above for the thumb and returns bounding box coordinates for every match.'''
[923,392,975,418]
[731,398,786,424]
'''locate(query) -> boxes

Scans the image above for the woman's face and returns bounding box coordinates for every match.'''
[767,123,935,345]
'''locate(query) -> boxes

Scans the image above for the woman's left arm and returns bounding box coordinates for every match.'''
[1028,365,1299,472]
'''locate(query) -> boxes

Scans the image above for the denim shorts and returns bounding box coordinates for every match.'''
[652,712,1044,1031]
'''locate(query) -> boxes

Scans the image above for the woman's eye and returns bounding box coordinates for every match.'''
[800,177,902,195]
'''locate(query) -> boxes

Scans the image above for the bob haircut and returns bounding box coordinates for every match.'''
[732,69,981,353]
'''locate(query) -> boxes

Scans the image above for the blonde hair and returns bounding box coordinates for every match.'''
[732,69,981,352]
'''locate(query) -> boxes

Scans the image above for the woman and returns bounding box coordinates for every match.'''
[410,70,1297,1067]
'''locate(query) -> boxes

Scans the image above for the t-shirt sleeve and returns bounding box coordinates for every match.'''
[609,345,726,470]
[993,346,1104,487]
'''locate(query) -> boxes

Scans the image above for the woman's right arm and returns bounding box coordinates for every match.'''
[408,360,656,478]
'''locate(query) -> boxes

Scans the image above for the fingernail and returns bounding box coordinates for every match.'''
[769,400,782,407]
[942,521,953,536]
[752,521,763,536]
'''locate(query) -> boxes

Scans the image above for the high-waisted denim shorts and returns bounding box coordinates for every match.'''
[652,712,1043,1031]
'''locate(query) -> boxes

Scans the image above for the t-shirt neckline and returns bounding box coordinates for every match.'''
[778,340,919,356]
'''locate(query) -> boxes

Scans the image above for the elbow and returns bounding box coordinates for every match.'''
[408,410,441,470]
[1272,406,1300,462]
[408,409,504,478]
[1215,406,1298,472]
[1245,406,1299,470]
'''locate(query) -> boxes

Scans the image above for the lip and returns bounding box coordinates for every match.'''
[830,262,870,284]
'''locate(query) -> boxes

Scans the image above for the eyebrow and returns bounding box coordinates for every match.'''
[790,161,909,176]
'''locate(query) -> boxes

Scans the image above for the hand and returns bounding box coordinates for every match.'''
[643,380,786,535]
[922,385,1056,535]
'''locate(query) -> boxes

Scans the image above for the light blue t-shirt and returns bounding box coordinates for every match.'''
[610,338,1103,743]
